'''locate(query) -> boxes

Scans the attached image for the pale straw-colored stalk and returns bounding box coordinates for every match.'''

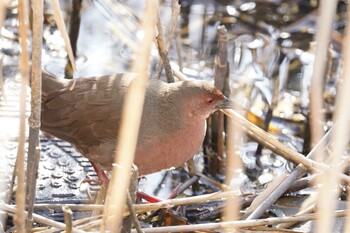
[15,0,30,231]
[0,0,10,28]
[309,2,335,151]
[49,0,77,72]
[310,1,339,233]
[0,202,85,233]
[130,210,349,233]
[336,4,350,233]
[101,0,158,231]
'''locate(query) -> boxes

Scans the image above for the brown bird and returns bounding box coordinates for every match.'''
[41,71,232,178]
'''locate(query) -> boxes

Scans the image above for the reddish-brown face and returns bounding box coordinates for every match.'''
[187,91,230,119]
[205,96,217,105]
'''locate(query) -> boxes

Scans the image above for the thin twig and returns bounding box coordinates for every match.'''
[155,11,174,82]
[165,0,180,50]
[154,0,179,81]
[126,191,144,233]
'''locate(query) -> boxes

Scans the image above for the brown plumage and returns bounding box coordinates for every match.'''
[41,71,232,175]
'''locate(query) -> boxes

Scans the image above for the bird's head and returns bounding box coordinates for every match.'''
[178,80,233,119]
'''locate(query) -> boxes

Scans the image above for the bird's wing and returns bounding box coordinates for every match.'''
[41,72,135,154]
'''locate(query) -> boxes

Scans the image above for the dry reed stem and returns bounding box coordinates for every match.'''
[212,25,241,230]
[44,191,242,231]
[276,203,316,229]
[73,215,102,227]
[133,190,240,214]
[0,202,85,233]
[174,29,184,71]
[49,0,76,72]
[242,172,288,220]
[166,0,181,50]
[129,210,349,233]
[75,218,102,231]
[0,0,10,28]
[170,62,187,81]
[197,173,230,191]
[0,1,8,102]
[16,0,30,231]
[221,109,350,184]
[223,117,242,231]
[26,0,44,231]
[62,206,73,233]
[31,190,240,214]
[126,191,144,233]
[0,55,4,101]
[32,204,105,211]
[154,0,180,80]
[91,183,107,217]
[214,26,228,92]
[309,1,334,154]
[310,2,344,232]
[155,11,174,82]
[101,0,158,231]
[214,26,229,177]
[331,2,350,232]
[243,126,335,220]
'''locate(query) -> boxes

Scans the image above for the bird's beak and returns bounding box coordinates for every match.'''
[216,97,234,109]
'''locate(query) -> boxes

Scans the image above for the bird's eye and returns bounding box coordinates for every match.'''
[206,97,216,105]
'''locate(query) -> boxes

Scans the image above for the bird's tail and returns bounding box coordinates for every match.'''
[41,70,69,96]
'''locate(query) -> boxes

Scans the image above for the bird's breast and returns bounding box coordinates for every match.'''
[134,119,206,175]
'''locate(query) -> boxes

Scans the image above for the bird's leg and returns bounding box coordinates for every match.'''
[90,162,109,212]
[91,162,109,183]
[82,161,109,184]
